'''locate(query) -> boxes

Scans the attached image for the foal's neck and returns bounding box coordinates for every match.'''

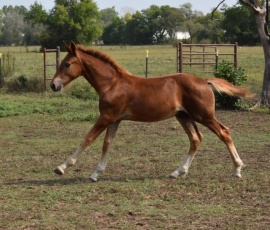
[82,55,120,95]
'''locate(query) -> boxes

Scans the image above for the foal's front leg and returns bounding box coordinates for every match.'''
[54,116,109,176]
[90,121,120,182]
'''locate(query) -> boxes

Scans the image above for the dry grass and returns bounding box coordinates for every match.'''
[0,93,269,229]
[0,45,269,229]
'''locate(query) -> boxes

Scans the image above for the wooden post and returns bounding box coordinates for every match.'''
[215,48,219,71]
[43,48,47,90]
[234,42,238,68]
[178,43,183,73]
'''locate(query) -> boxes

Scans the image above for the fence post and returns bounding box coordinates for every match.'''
[215,48,219,71]
[178,43,183,73]
[234,42,238,68]
[145,50,148,78]
[56,46,60,69]
[203,46,205,70]
[43,48,47,90]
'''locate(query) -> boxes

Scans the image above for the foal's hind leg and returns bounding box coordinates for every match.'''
[202,117,244,178]
[170,112,203,178]
[90,121,120,182]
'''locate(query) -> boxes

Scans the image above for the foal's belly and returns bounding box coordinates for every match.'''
[124,103,182,122]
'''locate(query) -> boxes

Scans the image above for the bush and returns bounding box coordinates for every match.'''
[6,75,45,93]
[65,81,98,101]
[214,61,247,109]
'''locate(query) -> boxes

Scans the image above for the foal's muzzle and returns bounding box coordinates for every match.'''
[50,82,62,92]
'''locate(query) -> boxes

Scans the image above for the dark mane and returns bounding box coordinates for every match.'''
[77,45,130,75]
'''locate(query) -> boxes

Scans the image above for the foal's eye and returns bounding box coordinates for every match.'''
[65,62,71,68]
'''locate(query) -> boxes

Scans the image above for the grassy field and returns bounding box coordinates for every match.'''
[0,45,270,229]
[0,44,265,93]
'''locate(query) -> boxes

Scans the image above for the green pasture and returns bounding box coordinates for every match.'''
[0,45,269,229]
[0,45,265,93]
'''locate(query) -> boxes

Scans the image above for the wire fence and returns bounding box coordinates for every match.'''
[0,44,242,90]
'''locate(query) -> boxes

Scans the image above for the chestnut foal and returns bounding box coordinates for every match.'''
[50,42,251,181]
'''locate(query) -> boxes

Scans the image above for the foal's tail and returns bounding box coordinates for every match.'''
[207,78,253,98]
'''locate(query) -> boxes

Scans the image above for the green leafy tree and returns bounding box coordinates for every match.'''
[24,2,48,24]
[125,11,152,44]
[142,5,166,43]
[179,3,204,43]
[196,11,224,43]
[24,2,48,45]
[159,5,184,40]
[100,7,119,28]
[40,0,102,49]
[221,5,259,45]
[125,5,176,44]
[102,17,125,44]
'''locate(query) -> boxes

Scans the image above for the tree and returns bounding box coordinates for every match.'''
[102,17,125,44]
[183,20,203,43]
[38,0,102,49]
[221,5,259,45]
[125,11,153,44]
[159,5,184,40]
[24,2,48,24]
[125,5,184,45]
[214,0,270,105]
[0,6,27,45]
[196,11,224,44]
[24,2,48,45]
[179,3,204,43]
[100,7,119,28]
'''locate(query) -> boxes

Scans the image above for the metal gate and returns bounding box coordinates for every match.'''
[43,46,60,90]
[177,43,238,73]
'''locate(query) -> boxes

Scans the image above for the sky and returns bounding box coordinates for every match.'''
[0,0,238,15]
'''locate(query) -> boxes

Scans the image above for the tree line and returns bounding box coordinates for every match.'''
[0,0,260,49]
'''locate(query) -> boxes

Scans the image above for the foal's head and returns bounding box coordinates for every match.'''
[50,42,83,92]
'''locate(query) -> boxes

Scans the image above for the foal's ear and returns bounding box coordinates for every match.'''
[63,41,72,54]
[70,41,77,55]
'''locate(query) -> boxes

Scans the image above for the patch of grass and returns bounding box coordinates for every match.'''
[0,94,270,229]
[0,93,99,121]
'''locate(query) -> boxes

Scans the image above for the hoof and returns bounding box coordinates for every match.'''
[233,167,243,178]
[90,173,98,182]
[170,169,187,179]
[90,176,98,182]
[169,171,179,179]
[233,173,242,179]
[54,167,64,175]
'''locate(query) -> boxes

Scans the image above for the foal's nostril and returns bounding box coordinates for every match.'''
[50,82,56,91]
